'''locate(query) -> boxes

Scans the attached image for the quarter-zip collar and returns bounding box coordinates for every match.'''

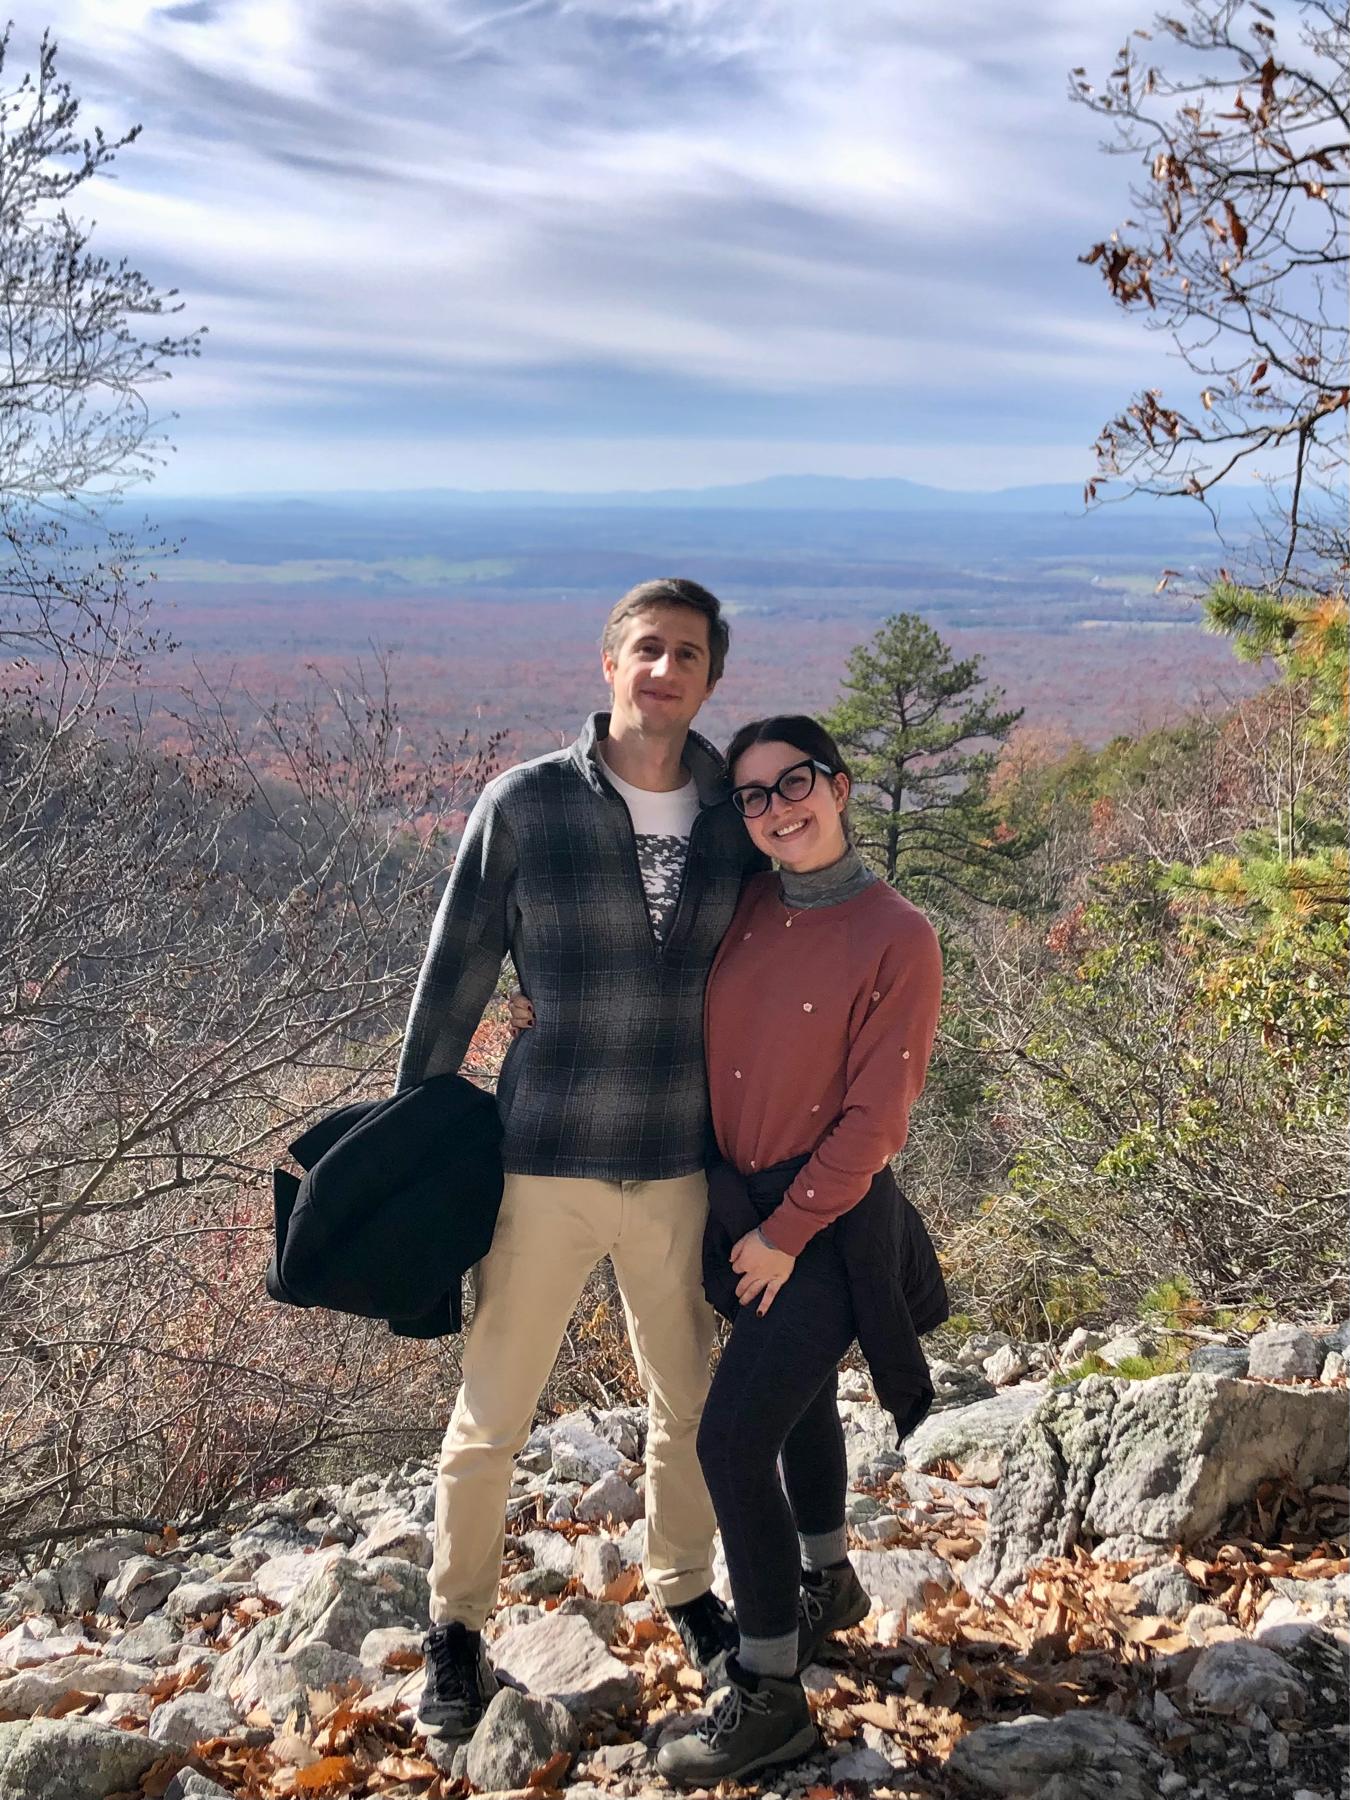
[569,711,729,806]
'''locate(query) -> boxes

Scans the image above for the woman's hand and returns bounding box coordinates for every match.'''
[730,1228,796,1316]
[507,990,536,1033]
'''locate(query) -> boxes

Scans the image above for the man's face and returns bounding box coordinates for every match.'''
[602,606,718,736]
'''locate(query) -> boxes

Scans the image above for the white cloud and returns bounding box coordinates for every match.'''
[21,0,1179,490]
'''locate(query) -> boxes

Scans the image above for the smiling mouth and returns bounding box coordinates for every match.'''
[772,818,809,840]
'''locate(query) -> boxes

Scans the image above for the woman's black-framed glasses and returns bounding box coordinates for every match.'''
[729,757,835,819]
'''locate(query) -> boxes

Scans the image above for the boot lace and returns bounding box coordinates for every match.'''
[799,1577,828,1630]
[697,1679,773,1747]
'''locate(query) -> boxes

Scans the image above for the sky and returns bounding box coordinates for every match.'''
[20,1,1224,495]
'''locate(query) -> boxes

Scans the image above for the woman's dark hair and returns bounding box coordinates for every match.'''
[725,714,852,789]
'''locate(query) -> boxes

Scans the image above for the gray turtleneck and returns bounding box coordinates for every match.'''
[779,844,876,910]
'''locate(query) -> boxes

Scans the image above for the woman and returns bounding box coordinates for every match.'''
[512,715,946,1784]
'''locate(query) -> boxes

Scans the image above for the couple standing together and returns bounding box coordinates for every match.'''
[396,578,945,1784]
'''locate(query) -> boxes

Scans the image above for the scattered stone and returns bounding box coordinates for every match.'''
[0,1718,169,1800]
[210,1554,426,1701]
[1060,1327,1105,1363]
[99,1555,183,1622]
[245,1643,368,1719]
[845,1493,882,1525]
[147,1691,241,1751]
[956,1331,1013,1369]
[1320,1350,1347,1384]
[164,1774,235,1800]
[1187,1603,1238,1645]
[930,1360,997,1408]
[505,1567,569,1603]
[851,1548,954,1617]
[520,1530,578,1578]
[1130,1563,1204,1621]
[354,1511,434,1568]
[165,1579,250,1624]
[252,1546,343,1607]
[585,1740,649,1776]
[1188,1344,1249,1378]
[984,1343,1030,1386]
[945,1710,1159,1798]
[830,1744,895,1782]
[1186,1640,1308,1717]
[555,1595,623,1643]
[614,1518,646,1570]
[464,1685,579,1790]
[1247,1325,1322,1382]
[113,1612,183,1666]
[490,1612,640,1715]
[968,1375,1348,1595]
[574,1535,622,1598]
[550,1420,624,1485]
[546,1495,575,1523]
[1095,1332,1155,1367]
[574,1472,643,1525]
[902,1383,1048,1485]
[0,1655,155,1717]
[0,1624,95,1670]
[855,1513,908,1547]
[359,1625,423,1667]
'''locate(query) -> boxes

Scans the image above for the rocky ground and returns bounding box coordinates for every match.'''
[0,1320,1346,1800]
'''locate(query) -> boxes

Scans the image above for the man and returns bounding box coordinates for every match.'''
[397,578,760,1735]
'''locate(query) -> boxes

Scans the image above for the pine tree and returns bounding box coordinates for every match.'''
[824,612,1026,910]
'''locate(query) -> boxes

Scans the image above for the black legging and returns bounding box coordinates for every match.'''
[696,1227,856,1642]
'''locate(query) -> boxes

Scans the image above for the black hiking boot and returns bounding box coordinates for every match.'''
[656,1657,817,1785]
[667,1588,738,1686]
[417,1621,497,1736]
[797,1559,871,1669]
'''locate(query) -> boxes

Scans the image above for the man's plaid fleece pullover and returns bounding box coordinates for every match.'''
[396,712,761,1181]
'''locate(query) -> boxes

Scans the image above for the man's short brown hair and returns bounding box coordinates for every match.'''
[601,578,729,686]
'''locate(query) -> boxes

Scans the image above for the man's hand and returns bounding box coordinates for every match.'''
[730,1228,796,1316]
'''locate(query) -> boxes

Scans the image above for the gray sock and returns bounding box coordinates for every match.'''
[737,1629,799,1679]
[799,1527,848,1571]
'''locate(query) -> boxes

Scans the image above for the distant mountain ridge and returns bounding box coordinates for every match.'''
[144,472,1270,519]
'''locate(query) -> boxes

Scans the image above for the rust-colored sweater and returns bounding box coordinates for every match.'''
[704,871,943,1257]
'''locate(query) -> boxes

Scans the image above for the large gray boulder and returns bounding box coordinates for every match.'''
[1186,1639,1308,1717]
[1247,1324,1322,1382]
[464,1686,579,1790]
[490,1613,640,1715]
[945,1711,1160,1799]
[210,1553,426,1701]
[969,1375,1348,1596]
[902,1384,1048,1484]
[0,1718,169,1800]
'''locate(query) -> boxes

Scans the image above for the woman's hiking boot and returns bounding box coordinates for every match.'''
[656,1658,817,1785]
[797,1560,870,1669]
[417,1621,497,1736]
[667,1589,738,1686]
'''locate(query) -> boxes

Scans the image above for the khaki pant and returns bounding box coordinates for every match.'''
[429,1171,717,1628]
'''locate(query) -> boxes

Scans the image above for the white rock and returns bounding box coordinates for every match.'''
[489,1612,640,1715]
[1320,1350,1347,1384]
[353,1511,433,1568]
[1060,1328,1105,1363]
[147,1692,241,1751]
[100,1556,182,1622]
[1095,1333,1154,1367]
[574,1536,622,1599]
[252,1546,343,1607]
[983,1344,1030,1387]
[1186,1639,1308,1717]
[574,1471,643,1525]
[550,1420,623,1485]
[851,1548,954,1617]
[0,1625,95,1671]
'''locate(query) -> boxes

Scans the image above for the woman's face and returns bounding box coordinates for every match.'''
[731,739,850,873]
